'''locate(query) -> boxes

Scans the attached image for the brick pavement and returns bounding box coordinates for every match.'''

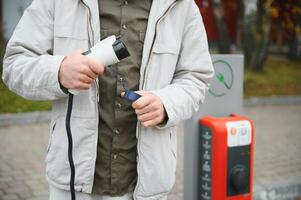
[247,104,301,200]
[0,103,301,200]
[0,123,49,200]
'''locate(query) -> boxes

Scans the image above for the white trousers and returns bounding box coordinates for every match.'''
[49,185,168,200]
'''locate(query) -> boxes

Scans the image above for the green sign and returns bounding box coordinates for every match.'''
[209,60,234,97]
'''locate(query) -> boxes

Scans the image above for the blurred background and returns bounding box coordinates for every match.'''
[0,0,300,200]
[0,0,301,113]
[198,0,301,97]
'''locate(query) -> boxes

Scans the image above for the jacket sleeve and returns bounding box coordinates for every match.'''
[151,1,214,129]
[2,0,68,101]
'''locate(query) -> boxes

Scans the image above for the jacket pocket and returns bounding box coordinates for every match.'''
[169,126,177,160]
[45,116,97,187]
[53,25,89,55]
[136,127,176,198]
[54,25,89,40]
[144,42,179,90]
[46,119,57,154]
[152,42,179,55]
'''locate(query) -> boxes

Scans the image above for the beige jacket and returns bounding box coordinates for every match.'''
[2,0,214,199]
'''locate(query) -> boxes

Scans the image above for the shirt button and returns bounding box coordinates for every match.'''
[122,24,127,30]
[113,154,118,159]
[119,76,124,83]
[114,129,120,135]
[116,103,122,109]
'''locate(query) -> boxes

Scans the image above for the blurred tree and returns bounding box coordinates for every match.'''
[271,0,301,59]
[211,0,231,53]
[210,0,242,53]
[243,0,301,71]
[243,0,272,71]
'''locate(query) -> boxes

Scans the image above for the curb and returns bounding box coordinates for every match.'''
[0,111,51,126]
[253,179,301,200]
[0,96,301,126]
[244,96,301,106]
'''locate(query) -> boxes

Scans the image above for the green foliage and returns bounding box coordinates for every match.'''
[0,82,52,113]
[244,56,301,98]
[0,32,51,114]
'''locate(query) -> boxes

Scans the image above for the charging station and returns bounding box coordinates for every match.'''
[199,115,254,200]
[183,54,248,200]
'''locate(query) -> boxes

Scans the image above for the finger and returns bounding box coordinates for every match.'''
[135,103,154,115]
[141,118,160,128]
[78,83,91,90]
[73,81,91,90]
[86,58,105,75]
[132,95,152,109]
[78,74,93,84]
[135,90,149,96]
[80,65,98,79]
[138,111,160,122]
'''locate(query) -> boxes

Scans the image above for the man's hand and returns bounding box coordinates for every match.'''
[59,49,105,89]
[124,91,166,128]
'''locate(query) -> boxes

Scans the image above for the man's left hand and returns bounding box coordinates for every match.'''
[122,91,166,127]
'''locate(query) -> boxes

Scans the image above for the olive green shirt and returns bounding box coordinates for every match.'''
[92,0,151,196]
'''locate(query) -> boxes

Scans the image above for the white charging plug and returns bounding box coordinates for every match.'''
[68,35,130,95]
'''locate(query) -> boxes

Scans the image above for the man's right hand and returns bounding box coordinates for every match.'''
[59,49,105,90]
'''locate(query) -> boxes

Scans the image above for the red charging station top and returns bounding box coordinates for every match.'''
[200,114,251,125]
[199,114,254,200]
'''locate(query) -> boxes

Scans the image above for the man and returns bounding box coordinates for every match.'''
[2,0,214,199]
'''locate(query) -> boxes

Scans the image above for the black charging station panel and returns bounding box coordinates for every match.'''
[199,126,213,200]
[227,145,250,196]
[198,116,253,200]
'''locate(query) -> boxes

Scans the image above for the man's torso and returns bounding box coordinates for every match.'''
[93,0,151,196]
[44,0,192,197]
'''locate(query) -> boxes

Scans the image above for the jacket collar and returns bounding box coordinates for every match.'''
[80,0,178,13]
[80,0,179,22]
[154,0,178,18]
[80,0,179,44]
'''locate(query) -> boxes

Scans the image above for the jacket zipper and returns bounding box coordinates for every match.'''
[80,0,100,192]
[80,0,94,46]
[81,0,99,101]
[134,1,178,199]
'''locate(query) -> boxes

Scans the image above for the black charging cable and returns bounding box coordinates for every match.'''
[64,73,140,200]
[64,50,91,200]
[66,93,76,200]
[64,38,137,200]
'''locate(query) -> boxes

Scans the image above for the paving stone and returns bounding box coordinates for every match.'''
[0,189,4,197]
[17,190,32,199]
[26,195,48,200]
[0,182,8,190]
[31,190,49,197]
[0,177,13,183]
[1,194,19,200]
